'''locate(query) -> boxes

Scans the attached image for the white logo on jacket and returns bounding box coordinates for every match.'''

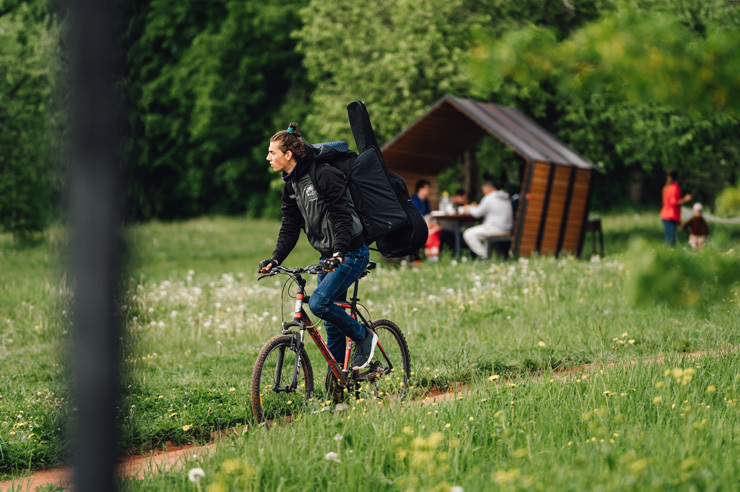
[304,184,319,202]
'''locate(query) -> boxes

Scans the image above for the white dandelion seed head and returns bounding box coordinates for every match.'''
[188,467,205,482]
[334,434,343,441]
[324,451,340,462]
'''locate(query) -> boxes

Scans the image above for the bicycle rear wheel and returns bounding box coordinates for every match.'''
[360,319,410,399]
[250,334,314,424]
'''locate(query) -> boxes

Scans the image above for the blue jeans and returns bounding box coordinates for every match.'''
[662,219,678,246]
[309,245,369,364]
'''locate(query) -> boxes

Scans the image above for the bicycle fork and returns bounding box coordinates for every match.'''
[274,320,306,394]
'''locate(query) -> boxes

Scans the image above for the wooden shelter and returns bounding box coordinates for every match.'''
[381,95,596,257]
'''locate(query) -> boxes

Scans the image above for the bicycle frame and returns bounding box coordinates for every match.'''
[272,263,390,393]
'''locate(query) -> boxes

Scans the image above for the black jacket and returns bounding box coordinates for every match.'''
[272,143,363,263]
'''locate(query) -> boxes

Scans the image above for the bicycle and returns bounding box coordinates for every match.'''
[250,261,410,424]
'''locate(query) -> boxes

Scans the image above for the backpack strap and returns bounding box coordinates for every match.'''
[307,159,324,195]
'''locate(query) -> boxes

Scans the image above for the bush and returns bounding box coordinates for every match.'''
[715,181,740,218]
[628,239,740,310]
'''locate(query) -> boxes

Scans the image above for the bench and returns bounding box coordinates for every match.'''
[485,234,512,260]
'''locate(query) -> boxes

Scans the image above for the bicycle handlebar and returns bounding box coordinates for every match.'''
[257,263,323,281]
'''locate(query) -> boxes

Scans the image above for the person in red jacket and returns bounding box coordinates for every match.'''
[660,169,692,246]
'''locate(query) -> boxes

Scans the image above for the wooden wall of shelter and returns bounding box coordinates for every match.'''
[381,95,596,257]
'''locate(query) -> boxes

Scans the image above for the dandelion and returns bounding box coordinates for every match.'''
[451,486,464,492]
[324,451,340,463]
[334,434,343,441]
[652,396,662,405]
[182,424,193,431]
[188,467,205,482]
[706,385,717,394]
[488,375,500,381]
[538,341,546,347]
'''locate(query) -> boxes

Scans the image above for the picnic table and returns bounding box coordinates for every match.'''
[431,211,480,260]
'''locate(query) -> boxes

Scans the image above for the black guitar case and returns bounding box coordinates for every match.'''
[346,101,428,258]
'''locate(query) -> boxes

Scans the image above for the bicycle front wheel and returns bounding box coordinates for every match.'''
[365,319,410,398]
[250,334,314,424]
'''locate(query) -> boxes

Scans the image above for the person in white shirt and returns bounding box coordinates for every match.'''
[462,179,513,260]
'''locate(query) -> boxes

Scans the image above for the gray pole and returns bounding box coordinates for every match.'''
[68,0,122,490]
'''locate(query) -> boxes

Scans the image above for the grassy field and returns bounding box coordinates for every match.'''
[1,212,739,487]
[121,352,740,491]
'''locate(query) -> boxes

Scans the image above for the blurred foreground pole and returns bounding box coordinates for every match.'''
[68,0,122,490]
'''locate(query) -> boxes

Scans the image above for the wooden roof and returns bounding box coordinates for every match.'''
[381,95,595,174]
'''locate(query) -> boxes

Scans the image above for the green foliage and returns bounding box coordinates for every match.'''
[122,0,311,220]
[296,0,605,146]
[0,3,65,239]
[296,0,479,145]
[715,180,740,218]
[471,9,740,115]
[628,239,740,309]
[469,5,740,209]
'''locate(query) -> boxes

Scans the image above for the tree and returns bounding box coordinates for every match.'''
[0,2,65,240]
[469,5,740,208]
[296,0,610,146]
[122,0,311,220]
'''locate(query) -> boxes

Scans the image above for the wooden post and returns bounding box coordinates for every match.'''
[462,150,478,200]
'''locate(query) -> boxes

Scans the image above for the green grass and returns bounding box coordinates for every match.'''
[120,352,740,491]
[1,213,739,484]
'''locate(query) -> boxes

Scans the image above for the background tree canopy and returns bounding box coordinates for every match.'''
[0,0,65,240]
[122,0,312,220]
[2,0,738,234]
[470,5,740,208]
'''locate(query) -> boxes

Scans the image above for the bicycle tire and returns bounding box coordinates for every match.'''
[358,319,410,399]
[250,334,314,424]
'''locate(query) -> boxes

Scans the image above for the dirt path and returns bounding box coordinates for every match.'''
[0,442,218,492]
[1,347,731,491]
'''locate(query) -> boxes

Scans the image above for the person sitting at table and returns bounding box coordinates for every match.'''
[409,179,432,265]
[451,189,468,209]
[439,188,469,253]
[462,178,513,260]
[411,179,432,217]
[424,215,441,262]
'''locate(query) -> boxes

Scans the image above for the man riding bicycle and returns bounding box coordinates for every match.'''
[258,123,378,370]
